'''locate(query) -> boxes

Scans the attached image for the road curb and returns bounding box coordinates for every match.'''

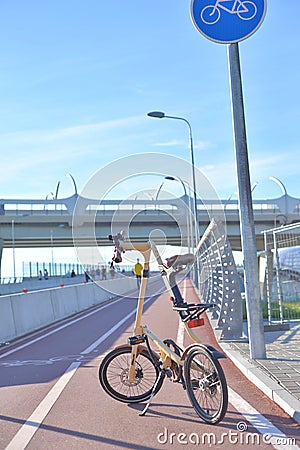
[219,342,300,425]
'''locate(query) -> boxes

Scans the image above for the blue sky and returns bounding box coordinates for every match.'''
[0,0,299,202]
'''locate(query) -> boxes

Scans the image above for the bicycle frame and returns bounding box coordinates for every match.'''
[120,240,204,382]
[214,0,247,14]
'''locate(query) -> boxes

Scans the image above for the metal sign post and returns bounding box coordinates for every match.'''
[228,43,266,358]
[190,0,267,359]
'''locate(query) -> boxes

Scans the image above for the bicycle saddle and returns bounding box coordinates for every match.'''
[164,253,195,268]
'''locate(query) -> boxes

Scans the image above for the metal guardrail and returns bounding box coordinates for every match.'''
[196,219,243,340]
[0,277,23,284]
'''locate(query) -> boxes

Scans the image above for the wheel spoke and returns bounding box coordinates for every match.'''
[99,347,164,403]
[184,346,228,424]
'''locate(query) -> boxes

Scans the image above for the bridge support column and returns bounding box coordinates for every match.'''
[259,251,274,303]
[0,238,3,280]
[258,253,267,301]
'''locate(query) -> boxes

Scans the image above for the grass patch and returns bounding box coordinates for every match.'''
[242,299,300,320]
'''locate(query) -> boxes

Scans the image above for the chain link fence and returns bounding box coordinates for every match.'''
[262,222,300,323]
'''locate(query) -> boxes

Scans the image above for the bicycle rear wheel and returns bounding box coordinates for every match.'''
[237,1,257,20]
[184,345,228,424]
[99,345,163,403]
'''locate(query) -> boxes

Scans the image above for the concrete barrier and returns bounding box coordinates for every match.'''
[51,285,79,321]
[0,296,17,343]
[10,290,55,338]
[0,276,145,344]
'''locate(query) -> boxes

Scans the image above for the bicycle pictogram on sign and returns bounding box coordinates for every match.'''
[201,0,257,25]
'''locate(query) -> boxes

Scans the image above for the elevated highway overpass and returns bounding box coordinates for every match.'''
[0,194,299,257]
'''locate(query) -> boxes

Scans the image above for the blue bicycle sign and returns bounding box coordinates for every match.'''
[190,0,267,44]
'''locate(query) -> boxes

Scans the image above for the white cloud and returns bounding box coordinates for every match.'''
[0,116,148,197]
[0,116,143,147]
[199,150,300,198]
[250,152,300,178]
[151,139,185,147]
[152,139,213,150]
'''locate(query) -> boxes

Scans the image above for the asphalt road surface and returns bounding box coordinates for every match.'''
[0,278,299,450]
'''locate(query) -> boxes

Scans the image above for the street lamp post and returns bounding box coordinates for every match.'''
[147,111,199,287]
[155,175,193,254]
[12,219,16,280]
[269,176,288,222]
[269,176,287,197]
[50,229,54,276]
[67,173,78,195]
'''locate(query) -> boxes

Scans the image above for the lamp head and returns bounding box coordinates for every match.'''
[147,111,165,119]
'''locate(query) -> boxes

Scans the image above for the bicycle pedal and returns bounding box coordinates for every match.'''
[165,368,173,378]
[128,335,145,345]
[191,378,200,390]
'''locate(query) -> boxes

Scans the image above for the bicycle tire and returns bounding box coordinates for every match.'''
[200,5,220,25]
[99,345,163,403]
[237,1,257,20]
[184,345,228,424]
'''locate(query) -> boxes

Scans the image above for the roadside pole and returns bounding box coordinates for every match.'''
[190,0,267,359]
[228,43,266,359]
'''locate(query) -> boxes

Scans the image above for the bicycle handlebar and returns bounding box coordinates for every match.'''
[108,232,152,268]
[108,232,125,267]
[108,231,125,250]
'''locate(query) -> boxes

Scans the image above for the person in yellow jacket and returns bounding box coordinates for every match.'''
[134,258,143,288]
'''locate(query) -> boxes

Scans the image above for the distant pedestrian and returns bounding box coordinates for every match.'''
[71,269,76,278]
[134,259,143,289]
[109,267,115,279]
[85,271,91,282]
[44,269,49,280]
[38,270,43,280]
[101,266,107,280]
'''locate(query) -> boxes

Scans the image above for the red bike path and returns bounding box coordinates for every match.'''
[0,278,298,449]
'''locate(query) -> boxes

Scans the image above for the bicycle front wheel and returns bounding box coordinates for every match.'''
[184,346,228,424]
[200,6,220,25]
[99,346,163,403]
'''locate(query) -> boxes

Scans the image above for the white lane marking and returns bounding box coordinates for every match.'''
[229,387,299,450]
[82,313,134,354]
[176,278,186,349]
[5,361,80,450]
[4,294,157,449]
